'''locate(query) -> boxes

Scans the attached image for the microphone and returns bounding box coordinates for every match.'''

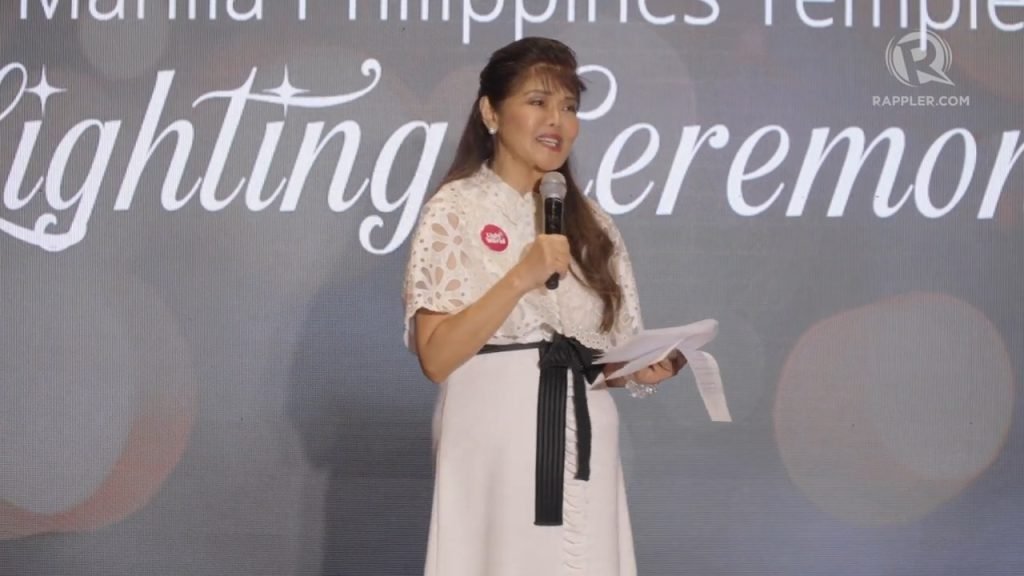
[540,171,567,290]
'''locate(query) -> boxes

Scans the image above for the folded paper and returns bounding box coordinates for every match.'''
[598,319,731,422]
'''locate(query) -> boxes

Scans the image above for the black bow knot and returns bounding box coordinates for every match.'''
[538,333,604,384]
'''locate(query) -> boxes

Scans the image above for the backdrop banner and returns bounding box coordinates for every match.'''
[1,2,1021,575]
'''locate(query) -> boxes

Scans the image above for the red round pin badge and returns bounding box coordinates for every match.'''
[480,224,508,252]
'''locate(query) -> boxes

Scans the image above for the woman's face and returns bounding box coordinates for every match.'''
[482,73,580,193]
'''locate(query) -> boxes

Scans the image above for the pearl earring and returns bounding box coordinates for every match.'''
[488,126,497,135]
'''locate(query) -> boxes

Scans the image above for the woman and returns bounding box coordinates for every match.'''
[403,37,683,576]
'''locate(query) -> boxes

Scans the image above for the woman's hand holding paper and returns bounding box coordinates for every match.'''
[631,350,687,385]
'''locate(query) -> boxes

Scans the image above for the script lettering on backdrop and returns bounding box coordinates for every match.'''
[0,56,1021,254]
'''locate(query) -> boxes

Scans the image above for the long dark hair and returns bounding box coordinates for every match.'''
[439,37,622,332]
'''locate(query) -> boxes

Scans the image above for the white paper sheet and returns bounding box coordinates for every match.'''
[597,319,731,422]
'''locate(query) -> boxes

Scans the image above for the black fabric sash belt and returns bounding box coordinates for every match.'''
[478,333,604,526]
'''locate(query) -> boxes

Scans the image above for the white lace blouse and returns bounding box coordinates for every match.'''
[403,165,643,354]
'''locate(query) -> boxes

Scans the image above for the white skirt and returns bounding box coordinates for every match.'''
[425,349,637,576]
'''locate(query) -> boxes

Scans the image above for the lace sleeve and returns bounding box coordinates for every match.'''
[402,192,473,350]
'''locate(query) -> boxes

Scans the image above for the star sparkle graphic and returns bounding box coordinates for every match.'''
[264,68,309,115]
[26,67,66,115]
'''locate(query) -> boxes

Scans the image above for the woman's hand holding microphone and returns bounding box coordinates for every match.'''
[511,234,570,294]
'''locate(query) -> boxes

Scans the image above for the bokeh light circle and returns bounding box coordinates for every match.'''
[78,5,171,80]
[0,267,197,538]
[775,292,1014,524]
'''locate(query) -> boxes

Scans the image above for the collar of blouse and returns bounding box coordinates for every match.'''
[475,164,539,227]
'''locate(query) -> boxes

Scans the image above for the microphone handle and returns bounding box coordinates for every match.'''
[543,197,564,290]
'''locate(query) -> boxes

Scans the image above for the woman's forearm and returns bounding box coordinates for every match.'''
[415,270,530,384]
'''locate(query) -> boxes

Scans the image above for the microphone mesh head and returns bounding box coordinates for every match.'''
[540,171,567,200]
